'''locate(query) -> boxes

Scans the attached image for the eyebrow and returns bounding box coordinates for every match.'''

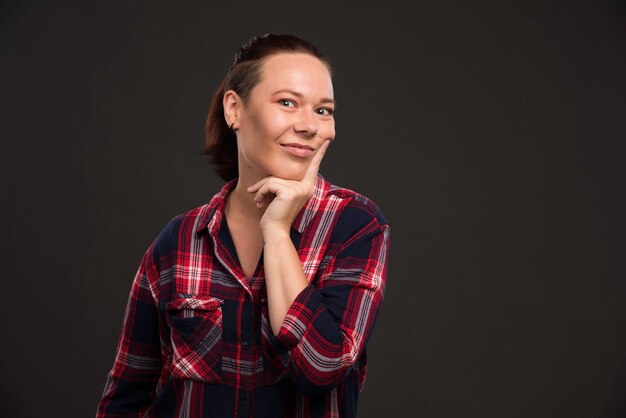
[271,89,336,105]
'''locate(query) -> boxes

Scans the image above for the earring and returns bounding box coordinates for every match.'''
[229,122,237,132]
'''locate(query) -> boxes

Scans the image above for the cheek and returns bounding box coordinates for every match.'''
[247,109,267,133]
[252,108,291,138]
[269,112,293,132]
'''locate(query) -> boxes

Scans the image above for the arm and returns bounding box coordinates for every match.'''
[96,241,163,417]
[263,229,309,337]
[264,212,391,396]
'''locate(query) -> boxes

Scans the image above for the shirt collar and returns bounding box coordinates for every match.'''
[195,172,330,236]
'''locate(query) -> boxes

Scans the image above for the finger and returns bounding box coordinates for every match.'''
[254,181,283,207]
[249,186,267,208]
[303,139,331,187]
[247,177,268,194]
[254,177,289,200]
[253,185,269,206]
[253,178,274,200]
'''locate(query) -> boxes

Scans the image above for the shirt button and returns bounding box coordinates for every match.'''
[241,391,248,400]
[241,341,249,349]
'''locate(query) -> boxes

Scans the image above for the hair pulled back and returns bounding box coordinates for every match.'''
[201,33,332,182]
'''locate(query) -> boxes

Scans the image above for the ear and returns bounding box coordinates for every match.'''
[223,89,241,129]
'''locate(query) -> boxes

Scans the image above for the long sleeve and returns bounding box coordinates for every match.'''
[96,240,163,417]
[266,212,391,396]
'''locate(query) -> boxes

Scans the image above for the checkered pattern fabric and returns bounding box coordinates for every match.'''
[96,173,391,418]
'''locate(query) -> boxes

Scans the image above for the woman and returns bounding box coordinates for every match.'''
[96,33,391,418]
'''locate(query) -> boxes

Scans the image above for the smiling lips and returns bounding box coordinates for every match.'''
[280,143,314,157]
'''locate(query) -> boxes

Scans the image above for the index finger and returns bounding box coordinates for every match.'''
[303,139,331,186]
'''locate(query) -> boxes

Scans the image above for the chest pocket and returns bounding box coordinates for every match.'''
[165,295,224,383]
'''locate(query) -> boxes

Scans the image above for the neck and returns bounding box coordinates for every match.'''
[225,170,267,222]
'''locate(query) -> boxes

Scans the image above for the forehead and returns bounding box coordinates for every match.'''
[255,53,334,98]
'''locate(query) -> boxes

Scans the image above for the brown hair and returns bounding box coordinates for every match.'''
[201,33,333,182]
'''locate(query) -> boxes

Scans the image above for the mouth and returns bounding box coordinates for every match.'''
[280,143,314,157]
[280,142,314,151]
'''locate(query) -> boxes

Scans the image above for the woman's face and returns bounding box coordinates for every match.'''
[227,52,336,181]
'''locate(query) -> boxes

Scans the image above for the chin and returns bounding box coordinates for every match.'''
[271,165,306,181]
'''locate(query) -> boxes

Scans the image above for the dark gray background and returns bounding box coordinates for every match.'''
[1,1,625,417]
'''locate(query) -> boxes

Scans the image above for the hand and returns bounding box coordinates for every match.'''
[246,139,332,235]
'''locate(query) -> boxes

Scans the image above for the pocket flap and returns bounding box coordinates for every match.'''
[166,296,224,312]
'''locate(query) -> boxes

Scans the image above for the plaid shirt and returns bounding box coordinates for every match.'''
[96,173,391,418]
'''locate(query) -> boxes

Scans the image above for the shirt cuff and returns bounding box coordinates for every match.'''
[266,284,323,354]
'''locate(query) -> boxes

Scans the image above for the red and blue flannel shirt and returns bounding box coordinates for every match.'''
[96,172,391,418]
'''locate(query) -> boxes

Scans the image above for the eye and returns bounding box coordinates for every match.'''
[278,99,296,108]
[316,107,334,116]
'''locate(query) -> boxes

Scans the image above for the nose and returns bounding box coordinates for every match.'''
[293,109,318,136]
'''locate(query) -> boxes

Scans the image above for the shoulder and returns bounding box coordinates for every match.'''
[325,182,391,244]
[327,182,390,227]
[150,203,209,259]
